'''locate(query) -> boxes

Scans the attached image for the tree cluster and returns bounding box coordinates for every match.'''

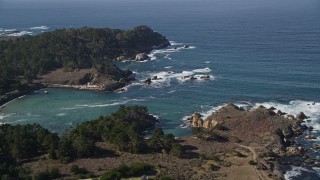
[0,124,59,179]
[0,105,183,179]
[0,26,169,95]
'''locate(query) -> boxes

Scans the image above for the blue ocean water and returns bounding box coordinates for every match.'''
[0,0,320,178]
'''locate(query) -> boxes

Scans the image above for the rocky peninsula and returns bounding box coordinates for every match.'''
[2,103,316,179]
[0,26,170,107]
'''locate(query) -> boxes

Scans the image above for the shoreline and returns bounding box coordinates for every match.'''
[1,99,319,178]
[0,95,26,110]
[0,83,44,109]
[0,81,132,109]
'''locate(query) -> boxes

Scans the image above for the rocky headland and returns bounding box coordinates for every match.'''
[184,103,318,179]
[0,26,170,107]
[1,103,319,179]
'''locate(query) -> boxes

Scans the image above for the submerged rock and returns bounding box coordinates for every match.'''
[143,78,152,84]
[200,75,210,79]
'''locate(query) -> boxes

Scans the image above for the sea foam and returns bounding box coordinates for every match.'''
[30,26,50,30]
[8,31,33,36]
[284,166,314,180]
[186,100,320,130]
[254,100,320,131]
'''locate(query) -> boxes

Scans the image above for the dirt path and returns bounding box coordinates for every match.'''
[237,144,265,180]
[237,144,258,161]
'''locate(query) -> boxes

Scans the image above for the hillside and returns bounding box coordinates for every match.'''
[0,26,170,96]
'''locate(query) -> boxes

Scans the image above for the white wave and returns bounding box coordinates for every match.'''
[140,68,214,88]
[61,106,84,110]
[284,166,314,180]
[26,113,41,117]
[192,67,212,73]
[30,26,50,30]
[0,113,16,120]
[254,100,320,131]
[147,41,196,61]
[70,98,146,108]
[164,66,173,69]
[55,113,66,117]
[10,119,28,123]
[167,90,176,94]
[169,41,183,46]
[76,101,129,108]
[150,114,160,120]
[4,29,16,32]
[8,31,33,36]
[204,61,211,64]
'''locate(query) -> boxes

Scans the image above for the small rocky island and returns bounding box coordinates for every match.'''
[0,26,170,106]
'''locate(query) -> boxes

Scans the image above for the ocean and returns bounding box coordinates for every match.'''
[0,0,320,178]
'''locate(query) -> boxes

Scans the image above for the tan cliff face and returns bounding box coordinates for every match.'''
[189,113,218,129]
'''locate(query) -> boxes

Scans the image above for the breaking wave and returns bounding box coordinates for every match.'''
[30,26,50,30]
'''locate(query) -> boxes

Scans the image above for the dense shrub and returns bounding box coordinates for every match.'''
[101,162,153,180]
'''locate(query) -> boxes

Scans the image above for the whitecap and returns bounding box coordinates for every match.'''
[192,67,212,73]
[55,113,66,117]
[164,66,173,69]
[141,68,214,88]
[146,41,196,61]
[61,106,84,110]
[284,166,314,180]
[0,113,16,120]
[8,31,33,36]
[169,41,183,46]
[204,61,211,64]
[11,119,28,123]
[150,114,160,120]
[26,113,41,117]
[4,29,17,32]
[30,26,50,30]
[73,98,145,108]
[75,101,129,108]
[254,100,320,131]
[167,90,176,94]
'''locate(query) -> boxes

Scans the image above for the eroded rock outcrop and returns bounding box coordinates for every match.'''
[135,53,149,61]
[286,146,307,156]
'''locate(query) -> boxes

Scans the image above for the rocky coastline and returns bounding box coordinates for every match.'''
[184,103,319,179]
[0,83,44,108]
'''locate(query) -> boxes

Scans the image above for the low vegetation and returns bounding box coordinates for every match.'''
[101,162,154,180]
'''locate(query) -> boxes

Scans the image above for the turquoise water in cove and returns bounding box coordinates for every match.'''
[0,0,320,178]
